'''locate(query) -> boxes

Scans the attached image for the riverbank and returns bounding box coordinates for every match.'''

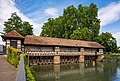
[103,54,120,62]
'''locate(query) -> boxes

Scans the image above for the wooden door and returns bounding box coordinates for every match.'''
[10,41,17,48]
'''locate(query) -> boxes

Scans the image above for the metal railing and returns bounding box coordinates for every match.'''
[16,55,26,81]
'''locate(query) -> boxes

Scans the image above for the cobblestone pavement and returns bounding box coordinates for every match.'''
[0,55,16,81]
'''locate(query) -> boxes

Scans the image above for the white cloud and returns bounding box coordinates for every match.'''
[98,1,120,27]
[0,0,42,44]
[113,32,120,46]
[44,8,58,17]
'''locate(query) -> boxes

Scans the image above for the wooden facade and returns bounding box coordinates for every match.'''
[1,30,105,65]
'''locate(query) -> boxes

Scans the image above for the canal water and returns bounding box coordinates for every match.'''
[31,63,120,81]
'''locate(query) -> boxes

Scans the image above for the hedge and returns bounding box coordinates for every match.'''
[6,46,21,68]
[6,46,35,81]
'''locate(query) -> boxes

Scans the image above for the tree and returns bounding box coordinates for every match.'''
[63,5,78,39]
[99,32,117,53]
[40,3,118,53]
[41,16,66,38]
[21,21,33,36]
[3,12,33,36]
[70,28,91,41]
[40,3,100,40]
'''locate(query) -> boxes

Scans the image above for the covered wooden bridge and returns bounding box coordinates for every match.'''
[1,30,105,65]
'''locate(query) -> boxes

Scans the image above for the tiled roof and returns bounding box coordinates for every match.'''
[24,35,104,48]
[4,30,24,38]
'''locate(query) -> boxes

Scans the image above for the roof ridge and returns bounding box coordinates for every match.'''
[25,35,98,43]
[24,35,104,48]
[5,30,24,38]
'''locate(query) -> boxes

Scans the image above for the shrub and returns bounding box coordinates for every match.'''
[6,46,36,81]
[6,46,21,67]
[24,54,35,81]
[104,54,120,61]
[25,65,35,81]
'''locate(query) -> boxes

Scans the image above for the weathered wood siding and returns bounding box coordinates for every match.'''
[25,46,54,52]
[25,46,79,52]
[84,48,96,53]
[60,47,79,52]
[25,46,103,56]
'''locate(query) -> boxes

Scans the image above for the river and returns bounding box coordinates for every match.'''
[31,62,120,81]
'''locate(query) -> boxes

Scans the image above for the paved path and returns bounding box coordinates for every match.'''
[0,55,16,81]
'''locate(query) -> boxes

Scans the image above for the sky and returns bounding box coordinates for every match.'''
[0,0,120,46]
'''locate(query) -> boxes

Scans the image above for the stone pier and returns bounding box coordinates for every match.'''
[54,56,60,64]
[79,48,85,63]
[54,47,60,64]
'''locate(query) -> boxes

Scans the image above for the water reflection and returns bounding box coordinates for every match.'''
[32,63,120,81]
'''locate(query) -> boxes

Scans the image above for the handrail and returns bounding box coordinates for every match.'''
[26,51,103,56]
[16,55,26,81]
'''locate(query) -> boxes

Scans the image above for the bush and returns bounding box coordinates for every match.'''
[25,65,35,81]
[24,54,35,81]
[104,54,120,61]
[6,46,35,81]
[6,46,21,68]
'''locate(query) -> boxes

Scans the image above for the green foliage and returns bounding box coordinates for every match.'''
[41,3,100,40]
[70,28,91,40]
[6,47,35,81]
[98,32,118,53]
[40,3,118,53]
[41,17,65,38]
[104,54,120,60]
[24,55,36,81]
[3,12,33,36]
[25,64,35,81]
[6,46,21,68]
